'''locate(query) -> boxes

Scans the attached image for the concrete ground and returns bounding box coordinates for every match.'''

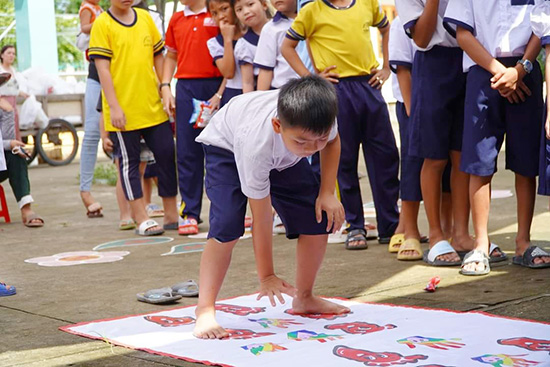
[1,108,550,366]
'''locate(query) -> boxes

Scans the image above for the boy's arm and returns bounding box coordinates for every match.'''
[249,196,296,306]
[95,58,126,129]
[408,0,439,49]
[240,64,255,93]
[281,37,339,82]
[396,66,412,116]
[161,50,177,117]
[317,133,345,233]
[369,24,390,89]
[256,69,273,91]
[153,53,164,83]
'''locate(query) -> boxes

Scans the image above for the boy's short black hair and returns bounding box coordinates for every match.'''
[277,75,338,135]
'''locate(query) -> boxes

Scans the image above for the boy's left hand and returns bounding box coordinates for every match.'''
[257,275,296,306]
[369,67,390,90]
[315,192,345,233]
[491,66,523,94]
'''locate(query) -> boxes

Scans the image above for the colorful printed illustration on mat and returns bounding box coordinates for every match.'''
[93,237,173,251]
[25,251,130,267]
[225,328,275,340]
[161,242,205,256]
[287,329,344,343]
[241,342,287,356]
[325,321,396,335]
[397,336,465,350]
[144,316,195,327]
[215,304,266,316]
[248,318,303,329]
[498,337,550,354]
[471,354,540,367]
[333,345,428,366]
[284,308,351,320]
[417,365,455,367]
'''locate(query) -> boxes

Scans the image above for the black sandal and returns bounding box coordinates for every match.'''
[345,228,368,250]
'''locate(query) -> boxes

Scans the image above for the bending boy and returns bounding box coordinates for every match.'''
[194,76,349,339]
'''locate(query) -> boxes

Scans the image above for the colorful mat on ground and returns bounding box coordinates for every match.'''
[60,294,550,367]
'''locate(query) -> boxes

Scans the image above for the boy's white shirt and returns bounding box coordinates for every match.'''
[444,0,542,73]
[531,1,550,43]
[207,36,243,89]
[388,16,416,103]
[195,90,338,199]
[395,0,457,51]
[254,13,300,88]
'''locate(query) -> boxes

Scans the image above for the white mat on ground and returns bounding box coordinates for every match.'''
[61,294,550,367]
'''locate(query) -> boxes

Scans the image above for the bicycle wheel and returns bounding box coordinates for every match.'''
[36,119,79,166]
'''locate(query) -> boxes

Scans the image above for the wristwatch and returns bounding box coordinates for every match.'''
[517,59,533,74]
[159,82,171,90]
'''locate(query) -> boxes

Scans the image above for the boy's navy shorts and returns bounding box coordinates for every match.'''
[461,57,543,177]
[409,46,466,160]
[203,144,330,243]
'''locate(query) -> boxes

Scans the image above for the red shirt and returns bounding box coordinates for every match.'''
[165,8,222,79]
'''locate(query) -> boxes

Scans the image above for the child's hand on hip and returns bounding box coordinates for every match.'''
[319,66,339,83]
[257,275,296,306]
[315,192,345,233]
[368,67,390,90]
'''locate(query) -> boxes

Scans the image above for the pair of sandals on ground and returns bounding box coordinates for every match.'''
[389,235,550,275]
[137,280,199,304]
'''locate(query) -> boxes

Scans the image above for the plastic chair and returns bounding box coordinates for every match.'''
[0,184,11,223]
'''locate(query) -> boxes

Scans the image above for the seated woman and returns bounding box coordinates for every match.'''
[0,103,43,227]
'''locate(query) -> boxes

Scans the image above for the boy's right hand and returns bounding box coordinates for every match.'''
[162,88,176,117]
[257,274,296,307]
[546,108,550,140]
[110,105,126,130]
[318,65,339,83]
[219,20,235,41]
[102,135,114,153]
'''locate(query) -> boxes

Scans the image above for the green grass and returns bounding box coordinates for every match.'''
[92,164,118,186]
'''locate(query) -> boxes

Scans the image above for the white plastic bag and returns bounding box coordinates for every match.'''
[19,95,48,130]
[76,32,90,52]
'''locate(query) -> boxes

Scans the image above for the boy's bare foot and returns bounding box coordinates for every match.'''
[194,307,229,339]
[292,294,350,315]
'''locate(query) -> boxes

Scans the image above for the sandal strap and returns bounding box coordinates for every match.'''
[461,250,489,266]
[427,240,456,262]
[523,246,550,265]
[347,228,366,238]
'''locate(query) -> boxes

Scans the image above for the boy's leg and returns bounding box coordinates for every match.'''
[441,163,453,240]
[114,158,133,222]
[292,234,350,314]
[468,174,492,273]
[359,81,400,239]
[270,159,349,314]
[141,122,179,225]
[175,78,221,222]
[194,144,248,338]
[449,150,474,251]
[334,81,363,233]
[460,65,507,272]
[194,238,238,339]
[3,152,41,225]
[110,130,159,231]
[515,174,536,256]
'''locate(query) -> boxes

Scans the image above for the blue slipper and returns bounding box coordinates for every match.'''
[512,246,550,269]
[0,282,16,297]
